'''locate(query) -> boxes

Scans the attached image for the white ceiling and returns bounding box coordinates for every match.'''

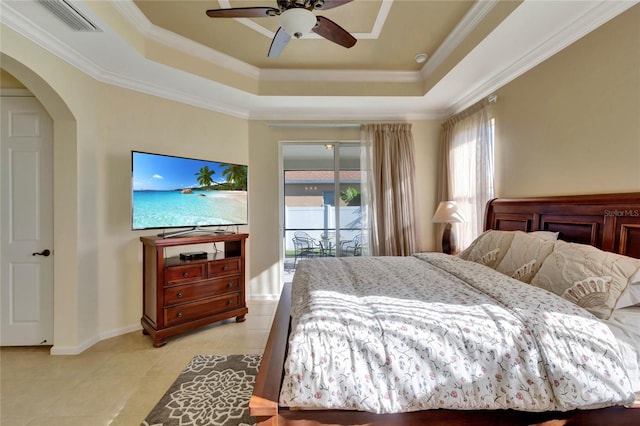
[1,0,636,120]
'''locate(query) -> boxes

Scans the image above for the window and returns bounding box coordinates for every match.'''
[448,113,495,250]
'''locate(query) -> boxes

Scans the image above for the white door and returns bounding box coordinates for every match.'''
[0,96,54,346]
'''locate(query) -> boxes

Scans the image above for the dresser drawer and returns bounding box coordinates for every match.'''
[164,294,241,327]
[164,277,241,306]
[208,258,241,276]
[165,264,205,285]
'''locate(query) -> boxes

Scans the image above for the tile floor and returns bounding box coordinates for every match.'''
[0,300,278,426]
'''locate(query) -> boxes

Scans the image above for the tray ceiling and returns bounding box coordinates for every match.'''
[1,0,636,120]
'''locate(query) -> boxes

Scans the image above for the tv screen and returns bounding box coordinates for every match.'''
[131,151,248,232]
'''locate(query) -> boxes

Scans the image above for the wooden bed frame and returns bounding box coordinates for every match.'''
[251,193,640,425]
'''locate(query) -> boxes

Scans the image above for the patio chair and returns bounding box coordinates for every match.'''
[341,232,366,256]
[292,234,322,266]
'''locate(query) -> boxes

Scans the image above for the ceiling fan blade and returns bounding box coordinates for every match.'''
[315,0,354,11]
[268,27,292,58]
[206,7,278,18]
[312,16,356,48]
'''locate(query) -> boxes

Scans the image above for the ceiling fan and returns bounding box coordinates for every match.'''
[206,0,357,58]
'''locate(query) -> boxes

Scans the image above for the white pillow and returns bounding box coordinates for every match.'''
[457,230,515,269]
[495,231,555,283]
[615,268,640,309]
[530,241,640,319]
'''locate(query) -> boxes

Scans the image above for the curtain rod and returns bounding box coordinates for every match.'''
[267,123,361,128]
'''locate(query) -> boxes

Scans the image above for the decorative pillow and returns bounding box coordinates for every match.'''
[530,240,640,319]
[457,230,515,269]
[529,231,560,241]
[615,269,640,309]
[495,231,555,283]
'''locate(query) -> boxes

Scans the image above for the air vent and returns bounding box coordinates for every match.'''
[37,0,101,32]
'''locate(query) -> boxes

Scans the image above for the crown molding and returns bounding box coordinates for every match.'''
[259,68,421,83]
[420,0,499,80]
[97,66,251,120]
[444,0,638,117]
[0,1,251,119]
[248,95,447,121]
[114,0,261,80]
[3,0,634,123]
[249,107,440,121]
[0,2,105,78]
[116,0,412,84]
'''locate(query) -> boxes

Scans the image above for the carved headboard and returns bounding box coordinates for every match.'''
[485,193,640,259]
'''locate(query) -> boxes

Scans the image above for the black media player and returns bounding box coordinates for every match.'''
[179,251,208,260]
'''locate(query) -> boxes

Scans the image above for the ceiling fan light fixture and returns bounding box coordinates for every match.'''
[279,8,317,38]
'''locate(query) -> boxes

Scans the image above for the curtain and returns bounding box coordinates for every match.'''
[361,123,418,256]
[438,101,494,250]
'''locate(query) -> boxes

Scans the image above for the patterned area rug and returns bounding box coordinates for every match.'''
[142,354,261,426]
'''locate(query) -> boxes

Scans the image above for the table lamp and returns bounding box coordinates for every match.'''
[432,201,465,254]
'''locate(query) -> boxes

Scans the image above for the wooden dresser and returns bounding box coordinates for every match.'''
[140,233,249,347]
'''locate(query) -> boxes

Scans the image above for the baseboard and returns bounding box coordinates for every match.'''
[48,297,279,355]
[50,323,142,355]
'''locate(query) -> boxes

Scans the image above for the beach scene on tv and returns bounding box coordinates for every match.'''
[132,152,248,230]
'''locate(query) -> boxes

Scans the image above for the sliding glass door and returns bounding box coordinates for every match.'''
[282,142,365,275]
[336,143,364,257]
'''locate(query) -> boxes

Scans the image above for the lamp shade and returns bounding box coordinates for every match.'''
[432,201,465,224]
[279,8,317,39]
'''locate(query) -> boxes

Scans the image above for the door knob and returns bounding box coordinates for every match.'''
[32,249,51,257]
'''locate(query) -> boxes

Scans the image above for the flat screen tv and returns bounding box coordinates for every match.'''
[131,151,248,237]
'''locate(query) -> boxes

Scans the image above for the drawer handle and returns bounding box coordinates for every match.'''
[182,272,188,278]
[222,265,228,271]
[227,282,233,288]
[177,291,183,298]
[227,299,233,305]
[177,312,183,318]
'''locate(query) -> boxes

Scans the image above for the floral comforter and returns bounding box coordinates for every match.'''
[279,253,635,413]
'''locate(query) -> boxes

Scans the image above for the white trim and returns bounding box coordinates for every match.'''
[268,123,360,128]
[443,0,637,116]
[278,141,286,300]
[1,1,251,120]
[116,0,406,84]
[110,0,153,34]
[420,0,499,80]
[50,323,142,355]
[115,0,261,80]
[250,108,444,121]
[2,1,634,129]
[1,2,105,79]
[369,0,393,39]
[259,69,421,83]
[218,0,393,40]
[96,67,251,120]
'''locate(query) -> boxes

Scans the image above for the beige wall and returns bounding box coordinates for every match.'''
[1,25,248,352]
[0,69,26,88]
[492,4,640,197]
[95,85,248,332]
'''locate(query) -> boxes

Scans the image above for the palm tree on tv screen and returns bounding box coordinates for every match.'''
[221,164,247,190]
[195,166,215,188]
